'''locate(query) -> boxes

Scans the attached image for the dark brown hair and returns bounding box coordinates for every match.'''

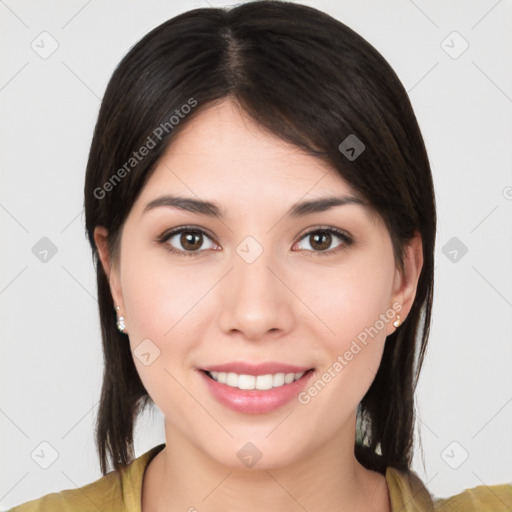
[84,0,436,476]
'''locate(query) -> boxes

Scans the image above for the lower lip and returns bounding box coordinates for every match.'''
[198,370,315,414]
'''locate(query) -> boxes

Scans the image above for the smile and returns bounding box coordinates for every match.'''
[206,371,306,390]
[199,366,315,414]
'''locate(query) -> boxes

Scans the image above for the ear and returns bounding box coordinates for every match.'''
[94,226,125,314]
[387,231,423,335]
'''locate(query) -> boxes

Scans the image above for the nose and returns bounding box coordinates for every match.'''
[218,244,295,341]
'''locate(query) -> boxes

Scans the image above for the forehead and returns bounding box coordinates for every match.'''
[138,99,357,203]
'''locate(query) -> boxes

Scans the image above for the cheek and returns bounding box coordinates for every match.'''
[118,251,212,418]
[118,247,219,401]
[309,251,396,349]
[120,244,211,341]
[299,249,396,404]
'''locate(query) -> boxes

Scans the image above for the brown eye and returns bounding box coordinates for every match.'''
[295,227,353,255]
[179,231,204,251]
[309,232,332,251]
[158,227,216,256]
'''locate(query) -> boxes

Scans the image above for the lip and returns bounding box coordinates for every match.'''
[200,362,312,376]
[197,365,315,415]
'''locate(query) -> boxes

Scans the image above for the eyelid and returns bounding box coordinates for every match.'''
[157,225,216,243]
[297,225,352,241]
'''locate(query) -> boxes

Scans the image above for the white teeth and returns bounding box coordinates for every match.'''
[272,373,285,387]
[207,370,306,390]
[238,374,256,390]
[256,374,273,390]
[226,372,238,387]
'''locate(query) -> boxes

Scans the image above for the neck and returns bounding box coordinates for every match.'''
[143,415,390,512]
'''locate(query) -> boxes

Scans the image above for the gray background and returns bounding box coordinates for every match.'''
[1,0,511,508]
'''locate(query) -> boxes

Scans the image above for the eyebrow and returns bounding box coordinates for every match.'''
[142,194,365,219]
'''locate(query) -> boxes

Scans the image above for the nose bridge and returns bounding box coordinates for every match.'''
[218,235,293,339]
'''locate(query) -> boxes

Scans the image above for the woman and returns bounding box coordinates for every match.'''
[8,1,511,511]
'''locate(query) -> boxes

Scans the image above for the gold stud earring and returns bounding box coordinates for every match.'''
[393,315,401,328]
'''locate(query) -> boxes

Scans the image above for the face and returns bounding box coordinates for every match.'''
[95,99,420,471]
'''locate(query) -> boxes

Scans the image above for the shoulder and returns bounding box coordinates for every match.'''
[6,470,123,512]
[433,482,512,511]
[385,466,436,510]
[6,444,165,512]
[386,466,512,512]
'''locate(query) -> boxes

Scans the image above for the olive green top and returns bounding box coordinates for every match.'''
[7,443,512,511]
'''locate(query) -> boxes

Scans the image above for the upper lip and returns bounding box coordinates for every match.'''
[200,362,313,376]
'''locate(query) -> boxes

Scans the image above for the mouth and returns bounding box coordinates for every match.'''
[197,365,316,414]
[201,369,314,391]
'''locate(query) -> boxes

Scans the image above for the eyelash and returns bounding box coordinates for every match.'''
[156,225,353,258]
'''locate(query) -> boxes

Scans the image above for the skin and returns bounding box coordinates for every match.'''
[94,98,423,512]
